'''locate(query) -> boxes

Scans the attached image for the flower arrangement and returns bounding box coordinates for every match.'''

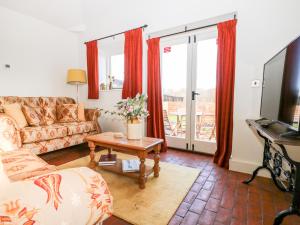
[101,93,149,122]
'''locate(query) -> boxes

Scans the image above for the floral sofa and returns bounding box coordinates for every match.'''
[0,96,101,155]
[0,149,113,225]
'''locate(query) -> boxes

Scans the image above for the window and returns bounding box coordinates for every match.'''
[109,54,124,89]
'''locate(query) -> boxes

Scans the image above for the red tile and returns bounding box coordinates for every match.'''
[169,215,183,225]
[191,182,203,193]
[189,199,206,214]
[215,207,232,224]
[203,181,214,191]
[197,189,212,201]
[176,202,191,217]
[220,192,235,209]
[205,198,220,212]
[185,192,198,204]
[198,210,216,225]
[181,212,200,225]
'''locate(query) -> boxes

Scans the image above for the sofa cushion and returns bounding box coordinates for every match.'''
[1,149,56,181]
[20,124,68,144]
[57,104,78,123]
[22,105,44,126]
[63,121,97,135]
[23,131,97,155]
[3,103,28,128]
[78,103,86,122]
[43,106,56,125]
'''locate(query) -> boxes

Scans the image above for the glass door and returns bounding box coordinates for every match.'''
[161,36,191,149]
[190,31,217,154]
[160,28,217,154]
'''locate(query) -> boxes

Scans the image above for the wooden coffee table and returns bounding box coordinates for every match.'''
[85,133,163,189]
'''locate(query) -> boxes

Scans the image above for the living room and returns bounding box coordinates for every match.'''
[1,1,300,225]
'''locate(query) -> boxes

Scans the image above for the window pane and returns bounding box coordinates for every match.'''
[162,43,188,138]
[110,54,124,88]
[194,38,217,142]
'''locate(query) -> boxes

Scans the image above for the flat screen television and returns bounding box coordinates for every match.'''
[260,35,300,133]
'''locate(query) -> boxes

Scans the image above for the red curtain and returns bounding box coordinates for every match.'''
[147,38,167,152]
[85,40,99,99]
[213,19,237,168]
[122,28,143,99]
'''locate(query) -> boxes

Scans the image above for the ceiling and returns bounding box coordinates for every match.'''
[0,0,84,30]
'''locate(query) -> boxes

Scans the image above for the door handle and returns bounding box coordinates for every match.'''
[192,91,200,100]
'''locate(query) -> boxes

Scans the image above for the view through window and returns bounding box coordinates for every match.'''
[162,38,217,143]
[110,54,124,89]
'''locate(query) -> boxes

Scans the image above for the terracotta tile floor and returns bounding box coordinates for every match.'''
[41,144,300,225]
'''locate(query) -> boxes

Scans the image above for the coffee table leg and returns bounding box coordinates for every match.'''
[154,144,161,177]
[139,154,146,189]
[88,141,97,168]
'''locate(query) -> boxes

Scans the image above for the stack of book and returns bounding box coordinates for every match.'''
[98,154,117,166]
[122,159,140,172]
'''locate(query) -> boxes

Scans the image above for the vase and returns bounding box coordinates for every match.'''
[127,118,142,140]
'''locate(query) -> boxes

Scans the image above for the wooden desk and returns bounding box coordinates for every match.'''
[245,119,300,225]
[86,133,163,189]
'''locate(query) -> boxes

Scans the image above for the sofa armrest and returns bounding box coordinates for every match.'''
[0,114,22,151]
[85,108,101,121]
[0,167,113,225]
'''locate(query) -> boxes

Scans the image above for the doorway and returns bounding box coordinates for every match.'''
[161,28,217,154]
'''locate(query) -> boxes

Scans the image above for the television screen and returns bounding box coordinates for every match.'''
[261,36,300,131]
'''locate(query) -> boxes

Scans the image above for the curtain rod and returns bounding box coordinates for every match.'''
[84,24,148,44]
[148,14,236,40]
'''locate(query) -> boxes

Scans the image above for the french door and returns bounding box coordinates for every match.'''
[161,28,217,154]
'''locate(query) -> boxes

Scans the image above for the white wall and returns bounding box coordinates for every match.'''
[0,6,80,98]
[78,0,300,174]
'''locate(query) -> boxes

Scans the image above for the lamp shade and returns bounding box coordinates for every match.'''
[67,69,87,84]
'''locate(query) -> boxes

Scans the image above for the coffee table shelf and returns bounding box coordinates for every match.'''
[99,159,155,179]
[85,133,163,189]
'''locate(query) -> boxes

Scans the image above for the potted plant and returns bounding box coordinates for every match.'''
[101,94,149,139]
[116,94,149,139]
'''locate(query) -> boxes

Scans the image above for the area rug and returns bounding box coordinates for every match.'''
[58,150,200,225]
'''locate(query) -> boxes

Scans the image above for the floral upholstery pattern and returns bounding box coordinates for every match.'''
[21,105,44,126]
[0,114,21,151]
[20,124,68,144]
[62,121,98,135]
[85,108,101,121]
[0,96,101,155]
[0,166,113,225]
[57,104,78,123]
[1,149,56,181]
[43,106,56,125]
[23,131,98,155]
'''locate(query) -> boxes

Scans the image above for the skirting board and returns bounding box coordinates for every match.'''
[229,158,271,178]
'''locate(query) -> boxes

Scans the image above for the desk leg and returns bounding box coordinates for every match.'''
[273,145,300,225]
[88,141,97,168]
[154,144,161,178]
[242,135,288,192]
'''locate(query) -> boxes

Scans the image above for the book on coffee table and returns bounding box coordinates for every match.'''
[99,154,117,166]
[122,159,140,172]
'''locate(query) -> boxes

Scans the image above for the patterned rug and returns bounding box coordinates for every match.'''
[58,150,200,225]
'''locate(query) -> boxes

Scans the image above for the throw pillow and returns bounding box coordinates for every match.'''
[22,106,44,126]
[57,104,78,123]
[3,103,28,128]
[43,106,56,125]
[78,103,86,122]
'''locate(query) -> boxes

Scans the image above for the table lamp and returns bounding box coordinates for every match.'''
[67,69,87,102]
